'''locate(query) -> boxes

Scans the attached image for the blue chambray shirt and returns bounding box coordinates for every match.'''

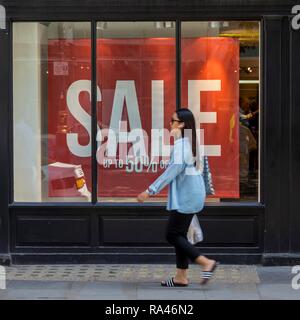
[147,137,206,214]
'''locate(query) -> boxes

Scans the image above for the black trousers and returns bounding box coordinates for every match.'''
[166,210,201,269]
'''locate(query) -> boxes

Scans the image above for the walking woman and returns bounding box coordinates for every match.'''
[137,108,218,286]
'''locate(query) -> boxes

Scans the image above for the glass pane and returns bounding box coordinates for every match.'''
[13,22,92,202]
[181,21,260,202]
[96,21,176,202]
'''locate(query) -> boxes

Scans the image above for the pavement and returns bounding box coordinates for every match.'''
[0,264,299,300]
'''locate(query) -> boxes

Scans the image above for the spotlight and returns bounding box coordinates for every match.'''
[155,21,175,29]
[155,21,164,29]
[97,22,108,30]
[164,21,174,28]
[210,21,220,28]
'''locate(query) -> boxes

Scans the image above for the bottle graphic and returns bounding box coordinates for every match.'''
[73,165,91,201]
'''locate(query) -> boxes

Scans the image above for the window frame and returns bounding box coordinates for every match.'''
[10,18,263,208]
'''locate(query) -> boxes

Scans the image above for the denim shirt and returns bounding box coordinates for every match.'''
[148,137,206,214]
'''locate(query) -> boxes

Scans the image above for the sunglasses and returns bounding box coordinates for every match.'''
[170,118,182,124]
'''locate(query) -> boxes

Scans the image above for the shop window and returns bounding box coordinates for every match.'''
[13,20,260,203]
[96,21,176,202]
[181,21,260,202]
[13,22,92,202]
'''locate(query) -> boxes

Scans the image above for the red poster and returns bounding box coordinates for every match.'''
[182,37,240,198]
[48,37,239,199]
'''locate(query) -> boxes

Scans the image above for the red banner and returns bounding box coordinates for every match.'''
[48,37,239,199]
[182,37,240,198]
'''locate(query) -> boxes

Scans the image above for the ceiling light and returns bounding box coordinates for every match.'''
[210,21,220,28]
[155,21,164,29]
[164,21,174,28]
[155,21,175,29]
[97,22,108,30]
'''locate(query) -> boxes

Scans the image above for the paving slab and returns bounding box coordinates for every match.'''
[136,283,206,300]
[67,281,137,300]
[257,283,300,300]
[202,283,260,300]
[0,280,71,300]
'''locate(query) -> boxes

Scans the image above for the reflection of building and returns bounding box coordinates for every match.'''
[0,1,299,267]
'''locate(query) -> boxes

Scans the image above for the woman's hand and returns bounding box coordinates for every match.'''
[137,191,150,202]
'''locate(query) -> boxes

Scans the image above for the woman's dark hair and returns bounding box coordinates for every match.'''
[175,108,200,169]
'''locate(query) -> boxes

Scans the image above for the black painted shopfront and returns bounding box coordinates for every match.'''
[0,0,300,265]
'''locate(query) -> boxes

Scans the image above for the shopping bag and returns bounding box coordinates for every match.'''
[202,155,215,195]
[187,214,203,244]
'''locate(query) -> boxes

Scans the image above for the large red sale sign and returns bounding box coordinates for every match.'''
[48,37,239,199]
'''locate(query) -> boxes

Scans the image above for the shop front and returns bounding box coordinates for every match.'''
[0,0,300,265]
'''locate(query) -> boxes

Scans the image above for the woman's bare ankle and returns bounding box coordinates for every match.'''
[174,275,188,284]
[195,256,215,268]
[175,269,188,283]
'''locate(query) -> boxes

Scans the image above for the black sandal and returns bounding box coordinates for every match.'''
[161,277,189,287]
[200,261,219,285]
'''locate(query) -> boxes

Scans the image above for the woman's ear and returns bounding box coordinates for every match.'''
[179,122,185,129]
